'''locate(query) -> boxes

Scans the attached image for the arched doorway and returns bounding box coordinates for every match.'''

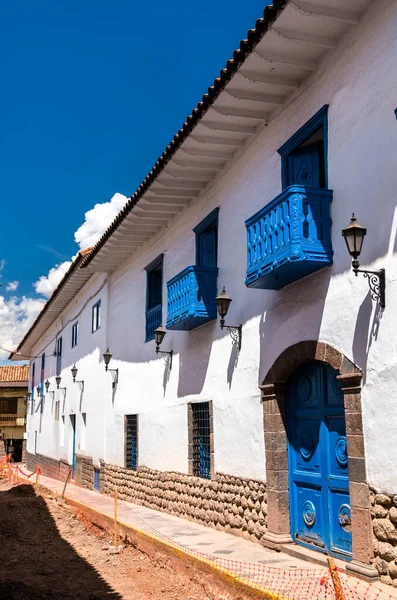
[260,341,378,579]
[287,361,351,558]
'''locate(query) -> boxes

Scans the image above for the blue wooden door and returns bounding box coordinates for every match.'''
[287,363,352,559]
[287,142,321,188]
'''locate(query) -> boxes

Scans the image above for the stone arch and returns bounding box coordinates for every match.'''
[260,341,376,578]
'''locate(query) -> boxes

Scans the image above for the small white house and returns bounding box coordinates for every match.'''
[12,0,397,585]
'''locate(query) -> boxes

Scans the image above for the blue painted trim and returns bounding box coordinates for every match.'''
[92,300,101,333]
[145,254,163,342]
[193,207,219,235]
[144,253,164,273]
[278,105,329,190]
[194,208,219,267]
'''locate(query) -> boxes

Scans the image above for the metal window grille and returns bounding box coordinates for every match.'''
[125,415,138,471]
[56,337,62,376]
[54,400,60,421]
[192,402,211,479]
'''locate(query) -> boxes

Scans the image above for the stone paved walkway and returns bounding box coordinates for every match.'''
[16,469,397,600]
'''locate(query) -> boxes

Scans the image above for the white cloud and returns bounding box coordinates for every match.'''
[0,192,127,362]
[6,281,19,292]
[0,295,45,360]
[33,261,72,298]
[74,193,128,250]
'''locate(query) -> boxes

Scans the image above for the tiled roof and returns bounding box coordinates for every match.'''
[0,365,29,383]
[81,0,286,268]
[9,247,93,360]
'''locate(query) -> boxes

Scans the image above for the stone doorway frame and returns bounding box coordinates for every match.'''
[260,341,377,579]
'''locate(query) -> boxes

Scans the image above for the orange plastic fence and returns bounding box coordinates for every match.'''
[13,467,397,600]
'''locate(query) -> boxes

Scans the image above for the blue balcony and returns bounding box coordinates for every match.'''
[166,266,218,331]
[245,186,333,290]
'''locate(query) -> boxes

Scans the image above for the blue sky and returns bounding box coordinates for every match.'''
[0,0,268,360]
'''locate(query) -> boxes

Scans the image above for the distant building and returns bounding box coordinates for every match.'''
[0,366,28,462]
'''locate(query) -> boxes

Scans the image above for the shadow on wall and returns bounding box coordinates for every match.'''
[258,266,332,385]
[352,291,383,385]
[0,484,121,599]
[177,321,215,397]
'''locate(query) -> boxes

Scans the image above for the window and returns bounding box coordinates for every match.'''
[193,208,219,268]
[0,398,17,414]
[31,362,36,414]
[125,414,138,470]
[54,400,60,421]
[145,255,163,342]
[92,300,101,333]
[190,402,212,479]
[40,352,45,395]
[278,105,328,190]
[94,468,100,491]
[71,322,78,348]
[56,337,62,376]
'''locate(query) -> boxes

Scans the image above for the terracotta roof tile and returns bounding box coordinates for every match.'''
[0,365,29,383]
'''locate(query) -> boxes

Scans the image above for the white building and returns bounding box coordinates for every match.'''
[12,0,397,585]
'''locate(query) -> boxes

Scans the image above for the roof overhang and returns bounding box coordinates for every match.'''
[9,251,94,361]
[81,0,371,273]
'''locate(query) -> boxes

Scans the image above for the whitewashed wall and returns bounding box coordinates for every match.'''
[26,273,109,468]
[28,0,397,492]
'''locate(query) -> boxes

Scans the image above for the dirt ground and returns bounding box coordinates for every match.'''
[0,481,251,600]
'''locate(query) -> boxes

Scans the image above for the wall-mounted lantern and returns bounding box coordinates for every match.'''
[24,392,32,406]
[36,385,42,398]
[44,379,55,400]
[55,375,67,396]
[215,287,242,350]
[154,326,173,369]
[342,214,386,308]
[102,348,119,388]
[70,364,84,392]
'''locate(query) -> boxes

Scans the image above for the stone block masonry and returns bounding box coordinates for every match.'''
[101,463,267,544]
[75,454,94,490]
[26,451,70,481]
[371,487,397,587]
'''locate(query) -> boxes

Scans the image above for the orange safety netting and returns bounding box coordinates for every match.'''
[11,466,397,600]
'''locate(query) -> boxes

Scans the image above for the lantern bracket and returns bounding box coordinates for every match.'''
[155,347,173,369]
[220,319,242,351]
[353,266,386,309]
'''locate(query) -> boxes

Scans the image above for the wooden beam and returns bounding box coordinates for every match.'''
[238,70,300,88]
[226,88,285,105]
[270,26,337,49]
[253,49,317,71]
[290,1,360,24]
[190,134,246,147]
[200,119,257,134]
[213,105,269,120]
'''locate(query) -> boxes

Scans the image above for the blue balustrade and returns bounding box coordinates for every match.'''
[166,266,218,331]
[145,304,162,341]
[245,186,333,290]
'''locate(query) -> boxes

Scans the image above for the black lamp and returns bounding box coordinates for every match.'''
[154,326,173,368]
[103,348,112,372]
[71,364,84,391]
[215,287,242,350]
[102,348,118,387]
[55,375,62,389]
[36,385,41,398]
[342,214,385,308]
[45,379,50,392]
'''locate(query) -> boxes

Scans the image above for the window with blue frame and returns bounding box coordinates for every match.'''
[193,208,219,268]
[191,402,212,480]
[71,322,78,348]
[145,255,163,342]
[56,337,62,376]
[40,353,45,396]
[93,468,100,490]
[92,300,101,333]
[278,105,328,190]
[125,414,138,471]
